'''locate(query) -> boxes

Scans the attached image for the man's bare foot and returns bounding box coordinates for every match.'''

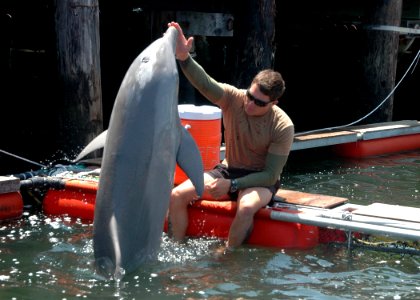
[213,242,234,257]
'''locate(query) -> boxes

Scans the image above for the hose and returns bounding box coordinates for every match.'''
[20,176,66,191]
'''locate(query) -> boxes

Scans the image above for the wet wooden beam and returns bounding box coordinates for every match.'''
[360,0,403,123]
[175,12,234,37]
[233,0,276,87]
[0,176,20,194]
[54,0,103,155]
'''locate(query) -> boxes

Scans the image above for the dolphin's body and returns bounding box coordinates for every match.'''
[92,27,204,279]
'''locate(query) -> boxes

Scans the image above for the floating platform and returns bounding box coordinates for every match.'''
[219,120,420,160]
[31,177,420,249]
[41,179,349,249]
[2,172,419,249]
[292,120,420,157]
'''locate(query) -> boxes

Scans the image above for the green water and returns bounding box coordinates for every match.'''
[1,150,419,299]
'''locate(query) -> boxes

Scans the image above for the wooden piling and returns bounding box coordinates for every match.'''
[233,0,276,87]
[361,0,403,123]
[54,0,103,156]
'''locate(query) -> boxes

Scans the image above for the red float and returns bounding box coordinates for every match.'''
[0,192,24,221]
[43,179,319,249]
[43,179,97,221]
[333,133,420,158]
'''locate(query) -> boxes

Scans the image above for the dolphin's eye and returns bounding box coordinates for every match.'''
[141,57,150,63]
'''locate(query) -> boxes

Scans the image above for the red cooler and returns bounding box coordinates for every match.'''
[175,104,222,185]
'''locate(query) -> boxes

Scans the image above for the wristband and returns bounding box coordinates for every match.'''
[229,179,238,193]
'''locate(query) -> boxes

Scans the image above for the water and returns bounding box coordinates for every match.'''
[1,150,419,299]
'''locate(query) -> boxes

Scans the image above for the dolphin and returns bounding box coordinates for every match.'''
[92,26,204,279]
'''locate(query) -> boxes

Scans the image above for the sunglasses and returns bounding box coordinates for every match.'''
[246,90,272,107]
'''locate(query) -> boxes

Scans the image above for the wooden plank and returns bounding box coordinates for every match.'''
[292,131,358,150]
[349,120,420,140]
[273,189,348,208]
[0,176,20,194]
[353,203,420,223]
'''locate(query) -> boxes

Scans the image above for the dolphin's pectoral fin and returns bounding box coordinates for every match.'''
[176,127,205,197]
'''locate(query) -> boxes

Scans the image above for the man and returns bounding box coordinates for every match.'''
[168,21,294,249]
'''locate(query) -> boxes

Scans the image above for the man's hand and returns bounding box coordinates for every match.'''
[168,21,194,61]
[204,178,231,200]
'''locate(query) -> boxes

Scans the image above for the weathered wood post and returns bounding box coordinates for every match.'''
[233,0,276,87]
[361,0,403,123]
[54,0,103,156]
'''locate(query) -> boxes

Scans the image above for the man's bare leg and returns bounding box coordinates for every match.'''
[169,173,214,241]
[226,188,272,248]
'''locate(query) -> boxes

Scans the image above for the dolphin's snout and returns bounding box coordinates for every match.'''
[95,256,117,279]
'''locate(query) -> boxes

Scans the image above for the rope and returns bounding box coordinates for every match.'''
[329,238,420,256]
[0,149,47,168]
[295,49,420,137]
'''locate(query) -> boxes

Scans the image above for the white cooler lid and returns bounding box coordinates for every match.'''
[178,104,221,120]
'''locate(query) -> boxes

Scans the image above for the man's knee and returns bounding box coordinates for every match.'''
[236,189,271,217]
[170,188,186,209]
[236,204,255,220]
[170,181,196,209]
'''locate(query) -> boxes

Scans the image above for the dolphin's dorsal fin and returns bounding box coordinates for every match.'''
[74,130,108,162]
[176,127,204,196]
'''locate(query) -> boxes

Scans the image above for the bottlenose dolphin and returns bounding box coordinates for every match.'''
[92,26,204,279]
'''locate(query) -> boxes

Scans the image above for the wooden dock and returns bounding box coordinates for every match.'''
[291,120,420,151]
[292,120,420,151]
[220,120,420,159]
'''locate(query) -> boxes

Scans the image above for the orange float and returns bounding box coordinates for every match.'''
[43,179,97,221]
[165,200,319,249]
[0,192,24,221]
[333,133,420,158]
[43,179,320,249]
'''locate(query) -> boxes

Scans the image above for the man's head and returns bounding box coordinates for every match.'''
[251,69,286,101]
[245,69,285,116]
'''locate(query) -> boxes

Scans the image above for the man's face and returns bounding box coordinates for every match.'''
[244,84,277,116]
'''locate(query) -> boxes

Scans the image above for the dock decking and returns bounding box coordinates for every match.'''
[291,120,420,151]
[219,120,420,159]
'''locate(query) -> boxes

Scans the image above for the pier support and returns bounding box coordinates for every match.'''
[233,0,276,87]
[361,0,403,123]
[54,0,103,155]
